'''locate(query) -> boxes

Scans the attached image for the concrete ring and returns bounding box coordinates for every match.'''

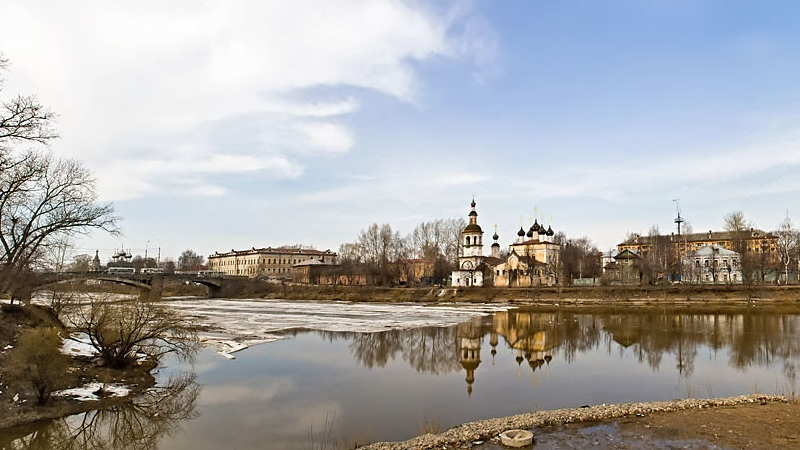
[499,429,534,447]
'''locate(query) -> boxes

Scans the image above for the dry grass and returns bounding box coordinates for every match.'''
[419,413,443,435]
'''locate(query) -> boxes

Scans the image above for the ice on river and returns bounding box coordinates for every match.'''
[162,298,512,358]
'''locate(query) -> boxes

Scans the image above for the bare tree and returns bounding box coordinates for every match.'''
[0,55,117,300]
[356,223,406,285]
[0,52,58,149]
[724,210,751,254]
[161,258,176,274]
[70,296,199,368]
[560,236,601,284]
[177,249,205,271]
[775,213,799,284]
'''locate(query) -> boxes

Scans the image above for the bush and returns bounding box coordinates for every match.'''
[71,297,198,368]
[7,327,69,404]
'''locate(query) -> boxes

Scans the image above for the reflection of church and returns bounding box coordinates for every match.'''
[456,312,557,396]
[451,199,560,287]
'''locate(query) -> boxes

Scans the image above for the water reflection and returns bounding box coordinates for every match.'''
[323,309,800,397]
[0,374,200,450]
[4,309,800,450]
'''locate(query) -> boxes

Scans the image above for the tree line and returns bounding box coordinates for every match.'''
[334,219,603,286]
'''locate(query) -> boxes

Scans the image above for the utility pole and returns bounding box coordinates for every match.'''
[673,199,683,236]
[673,199,684,283]
[145,240,150,261]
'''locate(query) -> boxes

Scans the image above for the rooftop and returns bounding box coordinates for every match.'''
[210,247,336,258]
[619,229,776,246]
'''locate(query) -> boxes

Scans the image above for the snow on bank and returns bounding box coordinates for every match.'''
[60,334,98,357]
[54,382,131,401]
[163,299,512,358]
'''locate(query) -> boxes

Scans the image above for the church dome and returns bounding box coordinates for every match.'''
[532,220,540,232]
[517,227,525,237]
[538,226,547,235]
[526,226,534,238]
[464,223,483,233]
[493,232,499,240]
[470,199,476,208]
[469,210,478,217]
[546,226,554,236]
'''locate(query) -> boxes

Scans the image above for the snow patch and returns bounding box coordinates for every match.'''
[3,345,12,350]
[61,334,97,357]
[54,382,131,401]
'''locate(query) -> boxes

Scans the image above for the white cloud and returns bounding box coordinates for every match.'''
[512,135,800,202]
[0,0,496,200]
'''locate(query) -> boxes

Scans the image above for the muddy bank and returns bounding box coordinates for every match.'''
[474,401,800,450]
[0,303,156,430]
[357,395,788,450]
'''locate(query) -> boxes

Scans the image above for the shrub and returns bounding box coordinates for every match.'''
[71,297,198,368]
[7,327,69,404]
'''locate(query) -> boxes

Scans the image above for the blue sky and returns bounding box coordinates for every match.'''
[1,0,799,261]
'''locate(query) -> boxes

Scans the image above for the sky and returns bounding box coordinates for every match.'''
[1,0,800,262]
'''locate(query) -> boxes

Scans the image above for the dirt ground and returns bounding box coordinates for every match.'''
[478,403,800,450]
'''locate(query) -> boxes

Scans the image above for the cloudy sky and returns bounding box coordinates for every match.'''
[2,0,799,261]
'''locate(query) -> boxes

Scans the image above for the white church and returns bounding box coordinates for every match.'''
[451,199,561,287]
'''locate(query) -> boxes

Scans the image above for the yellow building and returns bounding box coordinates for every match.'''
[208,247,337,277]
[618,229,777,258]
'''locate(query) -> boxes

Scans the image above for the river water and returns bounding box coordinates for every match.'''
[1,302,798,449]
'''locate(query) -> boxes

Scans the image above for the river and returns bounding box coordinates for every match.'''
[1,301,798,449]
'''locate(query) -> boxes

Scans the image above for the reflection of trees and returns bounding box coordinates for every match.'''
[321,310,800,382]
[0,374,200,450]
[318,327,461,374]
[400,327,460,374]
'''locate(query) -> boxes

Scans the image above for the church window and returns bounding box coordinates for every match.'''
[466,236,471,246]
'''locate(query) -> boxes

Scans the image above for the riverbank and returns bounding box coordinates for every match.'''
[358,395,792,450]
[257,283,800,305]
[0,303,156,430]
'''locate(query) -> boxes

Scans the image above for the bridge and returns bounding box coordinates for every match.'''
[20,271,251,302]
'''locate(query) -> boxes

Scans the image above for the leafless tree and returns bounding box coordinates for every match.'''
[0,53,117,301]
[176,249,205,271]
[724,210,751,254]
[161,258,176,274]
[775,213,799,284]
[559,236,601,284]
[69,296,199,368]
[356,223,406,285]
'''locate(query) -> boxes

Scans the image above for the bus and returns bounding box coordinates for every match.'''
[107,267,136,275]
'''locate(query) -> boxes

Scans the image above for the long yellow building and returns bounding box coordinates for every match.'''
[208,247,337,277]
[618,229,777,258]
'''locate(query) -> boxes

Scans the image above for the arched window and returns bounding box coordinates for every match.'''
[466,236,471,246]
[695,260,700,268]
[704,260,709,267]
